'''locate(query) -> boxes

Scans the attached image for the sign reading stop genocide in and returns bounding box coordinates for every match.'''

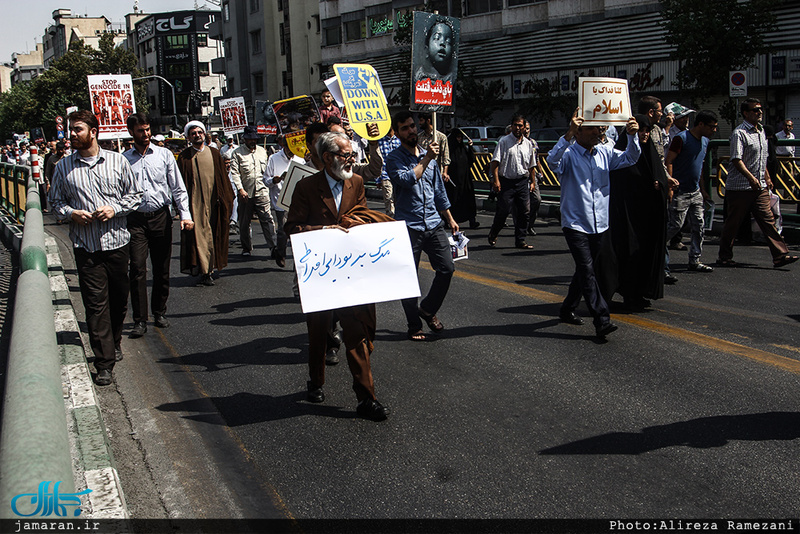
[87,74,136,140]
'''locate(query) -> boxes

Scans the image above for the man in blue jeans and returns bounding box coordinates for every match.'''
[547,108,640,338]
[387,110,458,341]
[665,110,718,274]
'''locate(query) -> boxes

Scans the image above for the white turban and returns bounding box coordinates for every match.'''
[184,120,206,137]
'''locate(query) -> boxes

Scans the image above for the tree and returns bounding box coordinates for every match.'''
[660,0,779,101]
[0,34,148,140]
[517,77,573,128]
[455,64,506,124]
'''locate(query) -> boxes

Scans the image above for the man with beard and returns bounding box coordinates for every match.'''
[285,132,389,421]
[546,108,640,338]
[124,113,193,337]
[230,125,277,260]
[49,109,142,386]
[177,121,235,286]
[386,110,458,342]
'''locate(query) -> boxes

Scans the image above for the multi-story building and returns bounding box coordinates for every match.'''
[0,64,12,93]
[10,44,44,86]
[318,0,800,130]
[42,9,123,69]
[131,10,225,133]
[210,0,324,117]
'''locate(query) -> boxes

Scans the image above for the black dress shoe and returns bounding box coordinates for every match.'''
[154,314,170,328]
[130,321,147,337]
[596,322,619,338]
[559,311,584,325]
[95,369,113,386]
[325,348,339,365]
[664,274,678,285]
[276,255,286,268]
[115,347,123,361]
[356,399,390,421]
[307,381,325,403]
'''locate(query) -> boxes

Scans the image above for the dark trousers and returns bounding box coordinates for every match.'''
[273,209,287,258]
[529,180,541,228]
[74,246,130,371]
[490,176,530,243]
[719,189,789,262]
[561,228,611,328]
[38,182,48,211]
[401,223,455,331]
[306,304,376,402]
[128,207,172,323]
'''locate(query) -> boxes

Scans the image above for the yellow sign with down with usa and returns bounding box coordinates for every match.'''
[333,63,391,140]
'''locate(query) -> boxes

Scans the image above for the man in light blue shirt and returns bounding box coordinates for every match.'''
[387,110,458,341]
[124,113,193,338]
[547,108,640,338]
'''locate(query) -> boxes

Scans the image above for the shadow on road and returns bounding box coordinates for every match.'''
[156,391,355,425]
[157,335,308,371]
[539,412,800,455]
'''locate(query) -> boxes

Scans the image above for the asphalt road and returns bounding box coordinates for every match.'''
[46,203,800,521]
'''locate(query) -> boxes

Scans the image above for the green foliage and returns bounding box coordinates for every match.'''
[660,0,779,101]
[0,34,148,140]
[455,65,507,124]
[516,77,574,127]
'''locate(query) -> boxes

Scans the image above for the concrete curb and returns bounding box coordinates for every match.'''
[46,234,129,519]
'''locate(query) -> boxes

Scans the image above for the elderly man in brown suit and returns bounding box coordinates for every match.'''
[177,121,235,286]
[285,131,389,422]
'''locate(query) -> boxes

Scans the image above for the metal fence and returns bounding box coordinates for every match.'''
[0,163,30,223]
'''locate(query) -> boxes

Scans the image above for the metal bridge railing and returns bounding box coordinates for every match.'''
[0,163,31,223]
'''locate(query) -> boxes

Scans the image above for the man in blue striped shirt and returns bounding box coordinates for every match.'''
[50,110,142,386]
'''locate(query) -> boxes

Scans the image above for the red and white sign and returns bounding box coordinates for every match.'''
[219,97,247,136]
[729,71,748,98]
[87,75,136,139]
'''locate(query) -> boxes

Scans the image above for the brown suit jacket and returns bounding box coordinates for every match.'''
[284,170,367,235]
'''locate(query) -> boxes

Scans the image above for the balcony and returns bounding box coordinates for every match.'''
[207,18,223,40]
[211,57,226,75]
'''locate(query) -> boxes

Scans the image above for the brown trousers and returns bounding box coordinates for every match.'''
[719,189,788,262]
[306,304,377,402]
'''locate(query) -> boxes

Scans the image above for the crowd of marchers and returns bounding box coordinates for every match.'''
[30,89,798,422]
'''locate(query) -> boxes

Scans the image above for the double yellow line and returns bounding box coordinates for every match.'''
[453,267,800,375]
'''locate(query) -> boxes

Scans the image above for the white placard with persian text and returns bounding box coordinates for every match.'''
[290,221,421,314]
[577,77,631,126]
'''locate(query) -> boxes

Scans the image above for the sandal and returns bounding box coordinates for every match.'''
[715,259,738,268]
[407,329,427,341]
[488,233,498,247]
[418,308,444,333]
[774,255,799,268]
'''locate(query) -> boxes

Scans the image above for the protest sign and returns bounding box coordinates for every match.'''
[290,221,421,314]
[255,100,279,136]
[272,95,321,158]
[87,75,136,139]
[219,97,247,136]
[276,160,317,211]
[410,12,460,112]
[577,77,631,126]
[333,64,391,140]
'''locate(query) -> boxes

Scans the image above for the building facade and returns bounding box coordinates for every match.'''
[132,10,225,133]
[10,44,44,86]
[43,9,123,69]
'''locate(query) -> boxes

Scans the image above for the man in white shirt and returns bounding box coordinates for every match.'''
[263,135,305,268]
[220,137,238,160]
[775,119,795,158]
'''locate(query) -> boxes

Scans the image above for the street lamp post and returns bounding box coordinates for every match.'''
[133,75,177,119]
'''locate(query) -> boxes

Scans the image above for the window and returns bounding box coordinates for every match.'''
[253,72,264,94]
[227,77,234,92]
[225,38,232,58]
[197,33,208,47]
[278,0,283,11]
[250,30,262,54]
[165,35,188,49]
[466,0,502,15]
[366,4,392,37]
[199,62,210,76]
[279,23,285,55]
[222,1,230,21]
[250,0,259,12]
[166,63,190,77]
[322,17,341,46]
[508,0,539,5]
[343,11,366,42]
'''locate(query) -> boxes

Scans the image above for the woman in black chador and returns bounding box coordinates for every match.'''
[446,128,479,228]
[604,115,670,310]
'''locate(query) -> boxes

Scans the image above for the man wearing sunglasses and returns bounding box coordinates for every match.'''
[717,98,798,268]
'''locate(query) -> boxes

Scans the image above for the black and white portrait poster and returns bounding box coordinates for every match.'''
[410,12,460,113]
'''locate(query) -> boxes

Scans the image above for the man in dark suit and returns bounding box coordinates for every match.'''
[285,132,389,422]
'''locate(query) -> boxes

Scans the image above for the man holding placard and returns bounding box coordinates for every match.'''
[547,108,640,339]
[285,131,390,422]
